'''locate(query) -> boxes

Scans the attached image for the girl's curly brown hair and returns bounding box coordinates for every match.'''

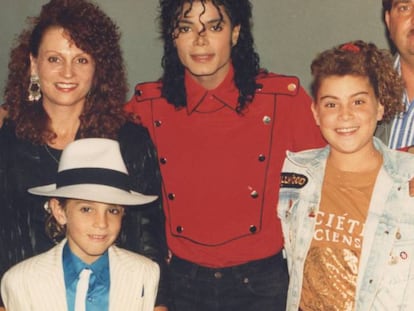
[310,40,404,122]
[4,0,128,144]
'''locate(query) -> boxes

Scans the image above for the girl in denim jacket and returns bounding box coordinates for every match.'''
[278,40,414,311]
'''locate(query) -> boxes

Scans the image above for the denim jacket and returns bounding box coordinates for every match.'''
[278,138,414,311]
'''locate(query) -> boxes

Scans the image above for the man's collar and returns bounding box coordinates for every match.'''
[185,65,239,114]
[394,53,401,74]
[393,53,411,107]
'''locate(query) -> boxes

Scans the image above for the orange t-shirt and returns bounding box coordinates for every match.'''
[300,160,381,311]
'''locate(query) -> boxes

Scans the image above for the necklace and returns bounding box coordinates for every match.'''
[44,144,59,164]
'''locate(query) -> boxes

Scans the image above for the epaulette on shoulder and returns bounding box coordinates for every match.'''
[134,81,163,102]
[256,71,301,96]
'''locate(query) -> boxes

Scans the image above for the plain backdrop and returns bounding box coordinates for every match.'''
[0,0,389,99]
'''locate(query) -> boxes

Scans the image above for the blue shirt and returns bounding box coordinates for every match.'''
[389,54,414,149]
[62,242,110,311]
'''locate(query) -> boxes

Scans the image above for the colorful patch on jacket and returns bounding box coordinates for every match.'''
[280,172,308,188]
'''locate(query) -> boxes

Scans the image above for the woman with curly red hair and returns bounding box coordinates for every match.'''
[0,0,169,310]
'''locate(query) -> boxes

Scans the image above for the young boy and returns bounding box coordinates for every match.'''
[278,41,414,310]
[1,138,160,311]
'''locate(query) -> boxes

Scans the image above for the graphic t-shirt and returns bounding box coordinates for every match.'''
[299,160,382,311]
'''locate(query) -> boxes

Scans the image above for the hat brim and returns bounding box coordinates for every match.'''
[28,184,157,206]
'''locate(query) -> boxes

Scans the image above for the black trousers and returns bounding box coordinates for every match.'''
[170,251,289,311]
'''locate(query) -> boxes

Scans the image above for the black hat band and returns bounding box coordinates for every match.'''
[56,168,130,191]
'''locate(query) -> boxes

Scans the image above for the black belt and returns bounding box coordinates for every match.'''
[170,251,286,279]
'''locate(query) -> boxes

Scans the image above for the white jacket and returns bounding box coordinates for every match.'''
[1,240,159,311]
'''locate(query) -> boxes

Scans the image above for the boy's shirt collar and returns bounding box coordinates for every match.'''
[63,242,110,287]
[63,242,110,311]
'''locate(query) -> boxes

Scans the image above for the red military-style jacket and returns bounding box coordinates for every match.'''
[125,67,326,267]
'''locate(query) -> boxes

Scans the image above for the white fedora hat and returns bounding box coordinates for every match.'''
[28,138,158,205]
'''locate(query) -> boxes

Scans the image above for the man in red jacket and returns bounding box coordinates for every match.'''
[126,1,326,310]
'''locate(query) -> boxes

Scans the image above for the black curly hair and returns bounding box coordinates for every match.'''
[158,0,260,112]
